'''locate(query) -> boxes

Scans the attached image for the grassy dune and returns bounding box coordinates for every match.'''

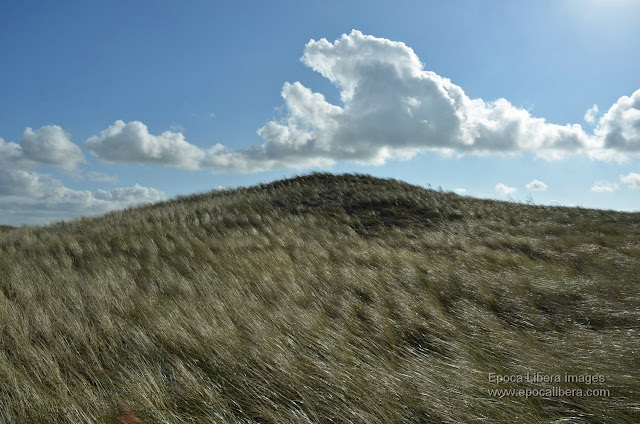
[0,173,638,423]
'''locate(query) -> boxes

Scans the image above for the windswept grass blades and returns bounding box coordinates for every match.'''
[0,173,638,423]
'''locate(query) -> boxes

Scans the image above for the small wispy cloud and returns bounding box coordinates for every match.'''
[584,104,599,124]
[620,172,640,189]
[591,182,618,193]
[191,112,216,120]
[87,171,119,183]
[453,188,467,194]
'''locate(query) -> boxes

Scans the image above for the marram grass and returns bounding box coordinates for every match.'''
[0,173,638,423]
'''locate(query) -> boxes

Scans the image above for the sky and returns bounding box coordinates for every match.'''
[1,0,639,226]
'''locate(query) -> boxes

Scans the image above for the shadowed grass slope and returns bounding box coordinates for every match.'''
[0,173,638,423]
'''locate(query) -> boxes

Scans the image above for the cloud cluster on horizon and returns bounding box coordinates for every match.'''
[0,168,165,225]
[82,30,640,172]
[590,172,640,193]
[0,127,165,225]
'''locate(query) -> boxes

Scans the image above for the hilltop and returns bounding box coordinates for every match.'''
[0,173,638,423]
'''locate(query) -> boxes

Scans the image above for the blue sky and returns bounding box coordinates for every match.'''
[1,0,639,226]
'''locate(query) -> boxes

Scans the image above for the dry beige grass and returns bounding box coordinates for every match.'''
[0,173,638,423]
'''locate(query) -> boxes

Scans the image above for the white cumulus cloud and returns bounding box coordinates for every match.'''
[620,172,640,189]
[526,179,548,191]
[20,126,85,170]
[495,183,517,195]
[86,120,205,170]
[0,126,85,171]
[595,90,640,152]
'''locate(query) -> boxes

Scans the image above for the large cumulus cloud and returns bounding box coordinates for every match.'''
[206,30,637,170]
[85,30,638,172]
[251,30,612,166]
